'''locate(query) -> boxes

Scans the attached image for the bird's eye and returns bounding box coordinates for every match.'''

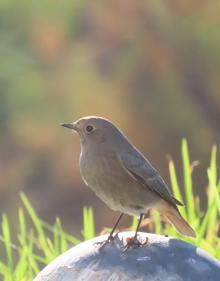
[85,125,94,133]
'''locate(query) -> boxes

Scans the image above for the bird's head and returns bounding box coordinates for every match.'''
[61,116,125,148]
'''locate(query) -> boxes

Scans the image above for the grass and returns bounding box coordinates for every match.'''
[0,139,219,280]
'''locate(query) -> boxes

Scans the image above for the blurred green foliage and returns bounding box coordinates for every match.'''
[0,0,220,234]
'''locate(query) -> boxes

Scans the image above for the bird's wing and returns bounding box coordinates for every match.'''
[118,150,183,209]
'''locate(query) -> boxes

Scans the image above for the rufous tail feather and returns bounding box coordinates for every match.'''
[158,203,196,238]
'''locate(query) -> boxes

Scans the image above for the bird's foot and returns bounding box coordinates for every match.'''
[95,232,120,250]
[122,235,148,253]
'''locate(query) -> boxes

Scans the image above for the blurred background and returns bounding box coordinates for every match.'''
[0,0,219,237]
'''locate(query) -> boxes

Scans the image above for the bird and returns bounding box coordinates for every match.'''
[61,116,196,246]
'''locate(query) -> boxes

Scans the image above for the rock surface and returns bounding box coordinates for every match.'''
[34,232,220,281]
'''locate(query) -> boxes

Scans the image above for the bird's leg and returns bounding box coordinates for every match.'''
[123,213,148,252]
[107,213,124,241]
[97,213,124,249]
[133,213,144,243]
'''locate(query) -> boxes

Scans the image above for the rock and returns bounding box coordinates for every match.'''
[34,232,220,281]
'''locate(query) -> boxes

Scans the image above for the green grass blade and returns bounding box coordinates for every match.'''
[1,214,13,278]
[210,145,217,184]
[18,208,26,245]
[53,222,60,256]
[152,211,162,234]
[196,199,216,245]
[169,160,186,218]
[181,139,194,223]
[83,206,95,240]
[130,216,138,231]
[14,250,28,281]
[0,261,9,279]
[55,218,68,253]
[41,220,80,245]
[20,192,53,262]
[26,229,40,275]
[207,146,217,208]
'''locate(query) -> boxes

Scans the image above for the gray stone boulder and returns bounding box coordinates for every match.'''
[34,232,220,281]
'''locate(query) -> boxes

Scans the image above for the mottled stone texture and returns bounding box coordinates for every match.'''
[34,232,220,281]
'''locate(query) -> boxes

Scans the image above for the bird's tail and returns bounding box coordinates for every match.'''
[157,202,196,238]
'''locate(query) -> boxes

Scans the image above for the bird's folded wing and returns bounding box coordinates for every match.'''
[118,151,181,208]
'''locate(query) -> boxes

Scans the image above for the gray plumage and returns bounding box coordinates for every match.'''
[61,116,196,237]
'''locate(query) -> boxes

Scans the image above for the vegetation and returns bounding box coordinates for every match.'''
[0,140,219,280]
[151,139,220,258]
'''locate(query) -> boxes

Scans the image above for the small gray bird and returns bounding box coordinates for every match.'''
[61,116,196,244]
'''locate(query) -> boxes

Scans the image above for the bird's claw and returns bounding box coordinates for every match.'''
[122,235,148,253]
[94,232,120,250]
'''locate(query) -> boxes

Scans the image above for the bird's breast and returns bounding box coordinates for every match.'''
[80,150,130,201]
[79,149,159,215]
[80,151,126,188]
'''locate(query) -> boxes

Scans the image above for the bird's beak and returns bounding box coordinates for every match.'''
[60,122,77,131]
